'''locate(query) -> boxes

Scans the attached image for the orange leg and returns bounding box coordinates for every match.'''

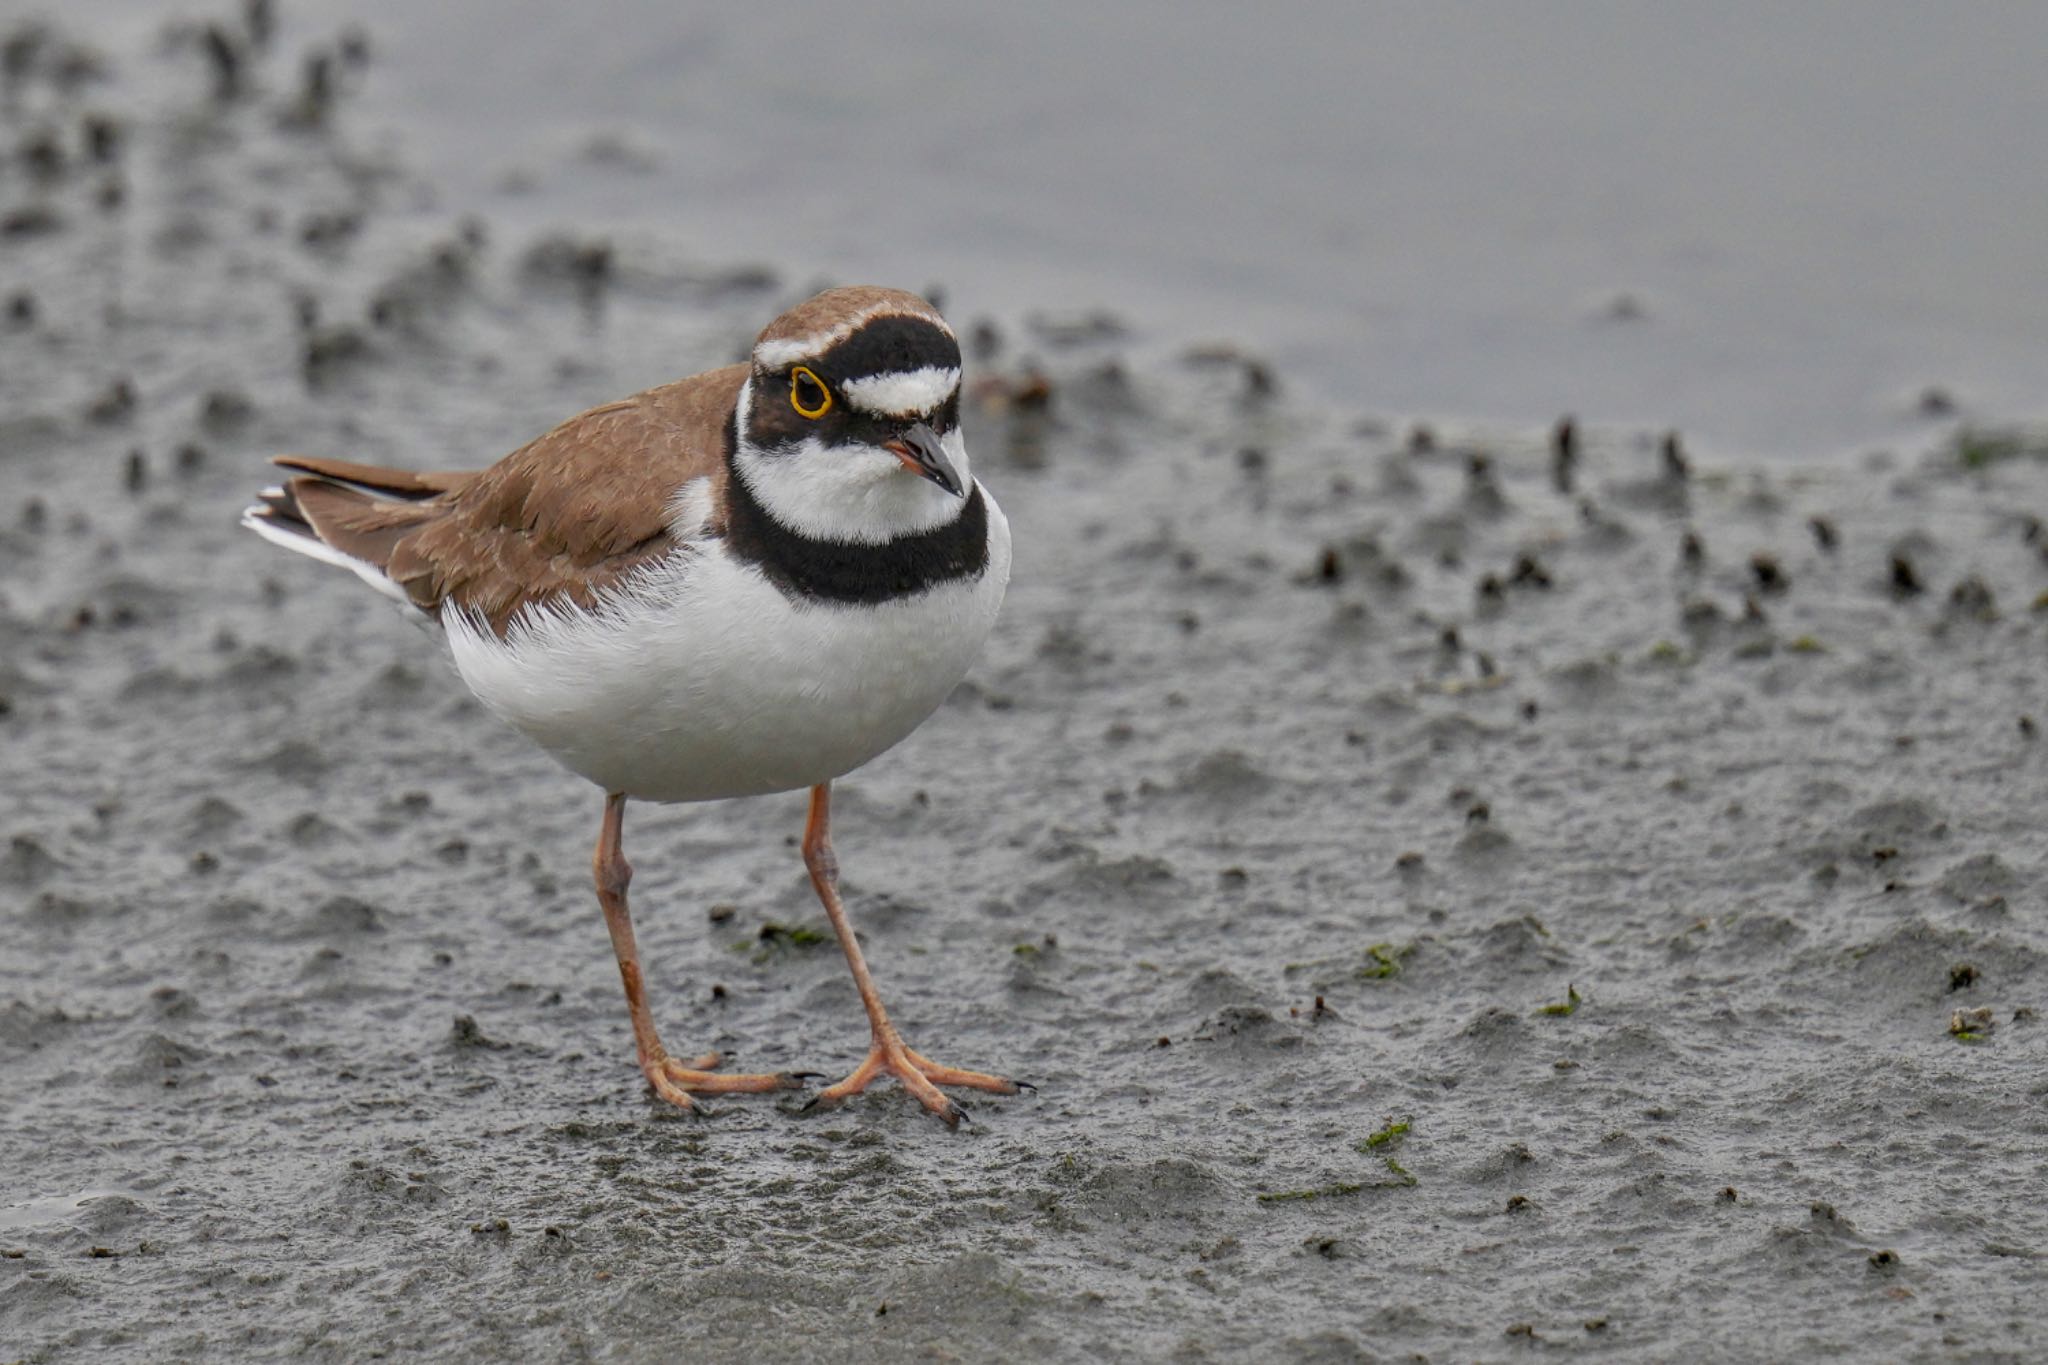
[801,782,1019,1127]
[593,792,806,1109]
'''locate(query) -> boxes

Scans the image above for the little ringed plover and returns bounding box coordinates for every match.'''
[242,286,1018,1126]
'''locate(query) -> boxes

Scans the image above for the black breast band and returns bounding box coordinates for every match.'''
[720,416,989,605]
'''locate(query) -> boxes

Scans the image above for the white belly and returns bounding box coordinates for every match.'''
[444,492,1011,802]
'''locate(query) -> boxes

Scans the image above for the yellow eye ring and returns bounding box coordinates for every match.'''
[789,366,832,419]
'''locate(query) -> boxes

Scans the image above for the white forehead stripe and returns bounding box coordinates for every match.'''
[754,335,837,369]
[841,367,960,418]
[752,308,955,370]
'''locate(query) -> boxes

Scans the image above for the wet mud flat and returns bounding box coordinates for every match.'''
[5,10,2048,1363]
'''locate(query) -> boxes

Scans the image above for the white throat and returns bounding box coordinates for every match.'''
[730,378,973,546]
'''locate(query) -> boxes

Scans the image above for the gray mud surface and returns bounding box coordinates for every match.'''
[6,12,2048,1364]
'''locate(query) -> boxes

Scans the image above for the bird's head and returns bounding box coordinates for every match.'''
[735,286,969,545]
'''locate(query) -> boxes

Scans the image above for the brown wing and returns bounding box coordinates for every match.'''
[267,364,746,636]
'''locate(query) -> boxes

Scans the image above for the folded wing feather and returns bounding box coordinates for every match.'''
[244,365,746,636]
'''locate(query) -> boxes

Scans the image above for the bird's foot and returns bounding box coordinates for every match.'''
[810,1032,1018,1127]
[641,1050,811,1110]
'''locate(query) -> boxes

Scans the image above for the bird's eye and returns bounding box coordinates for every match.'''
[789,366,832,419]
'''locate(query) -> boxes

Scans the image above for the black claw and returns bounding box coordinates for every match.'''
[949,1103,971,1126]
[799,1095,824,1113]
[786,1071,828,1082]
[1011,1079,1038,1094]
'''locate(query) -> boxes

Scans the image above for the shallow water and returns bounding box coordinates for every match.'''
[4,8,2048,1363]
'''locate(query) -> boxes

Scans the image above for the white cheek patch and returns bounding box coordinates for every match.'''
[841,367,961,418]
[735,434,972,546]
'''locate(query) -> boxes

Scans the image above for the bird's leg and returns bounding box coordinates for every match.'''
[802,782,1018,1126]
[592,792,804,1108]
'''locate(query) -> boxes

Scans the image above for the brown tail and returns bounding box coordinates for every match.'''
[242,455,475,605]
